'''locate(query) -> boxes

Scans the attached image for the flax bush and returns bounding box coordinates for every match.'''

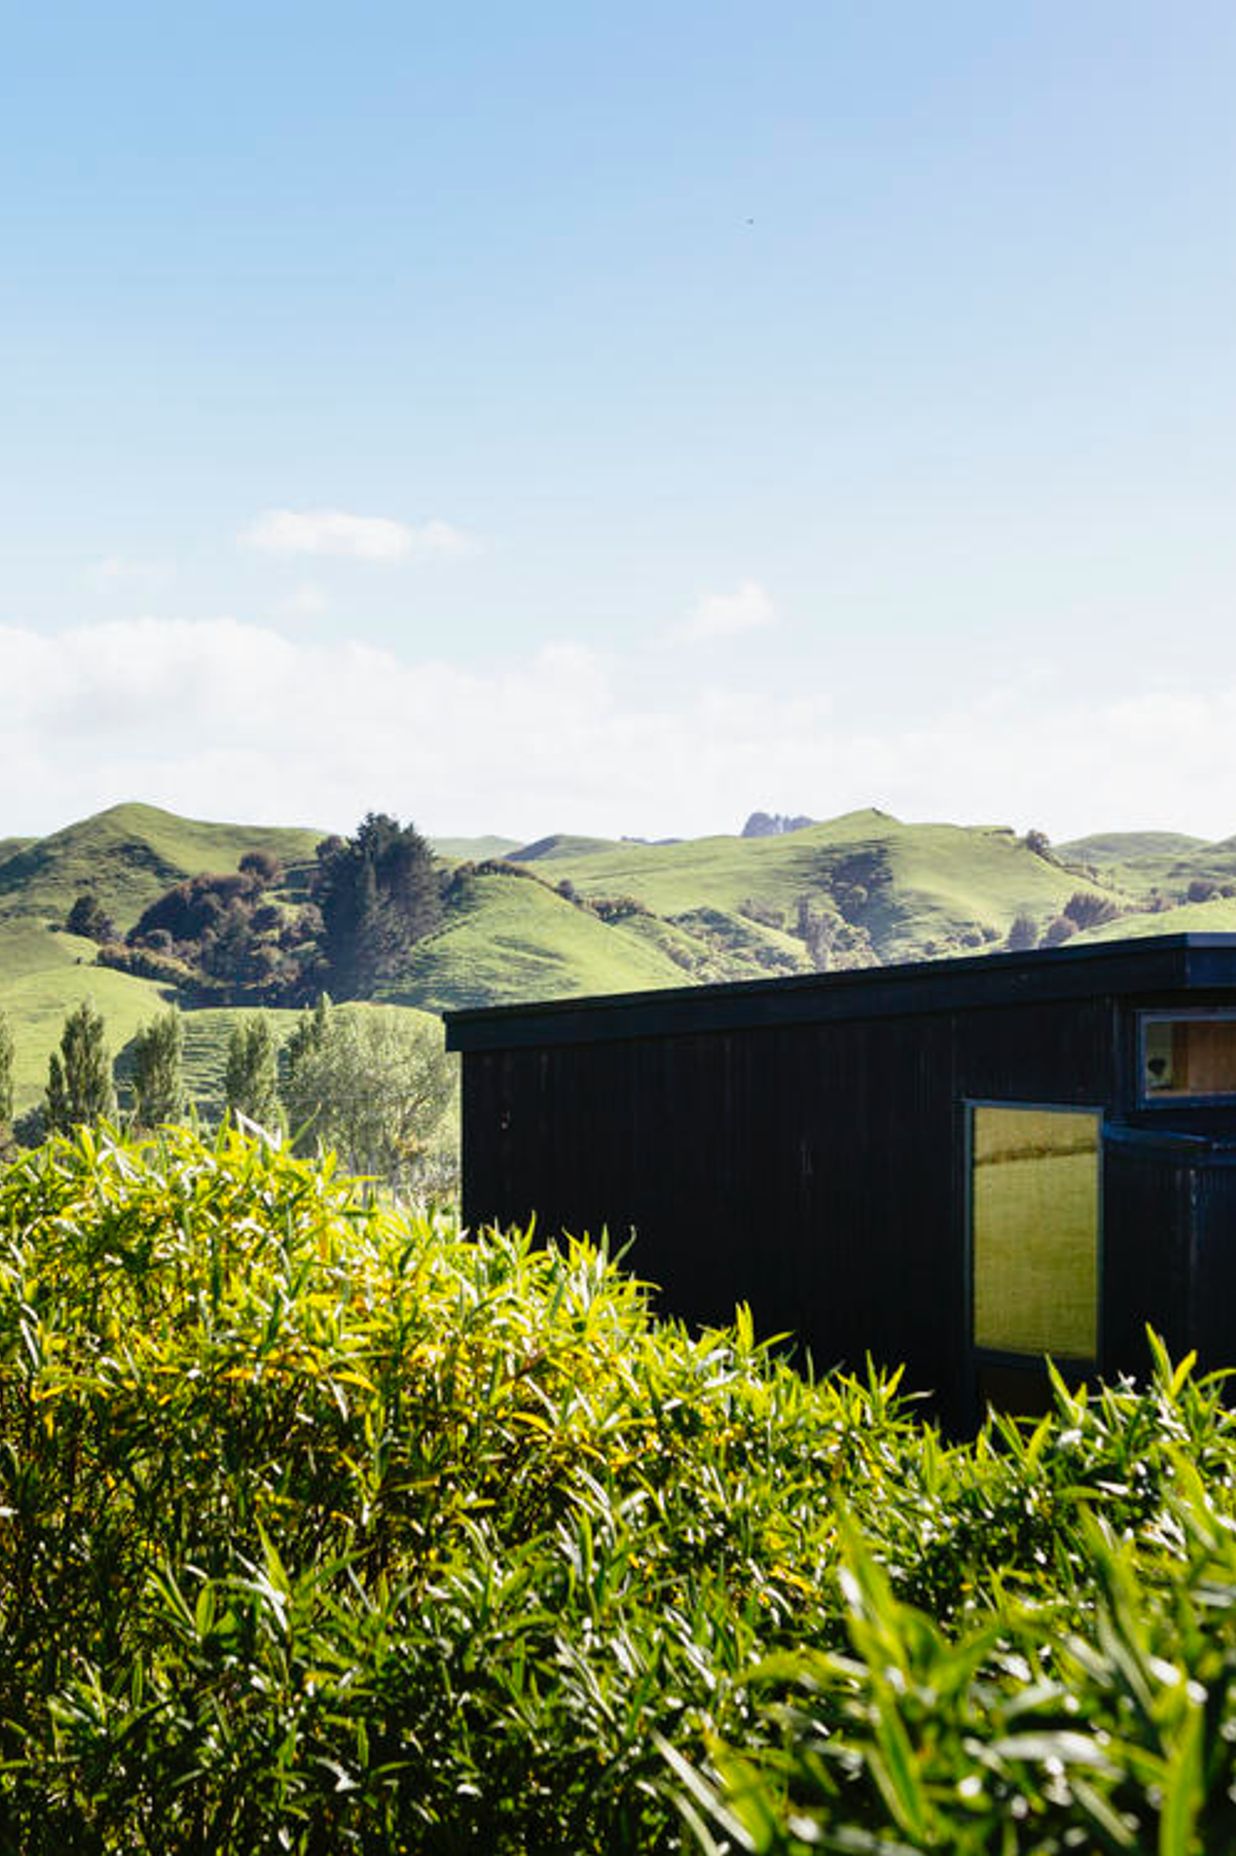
[0,1127,1233,1851]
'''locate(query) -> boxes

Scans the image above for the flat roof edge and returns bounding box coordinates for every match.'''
[444,934,1236,1053]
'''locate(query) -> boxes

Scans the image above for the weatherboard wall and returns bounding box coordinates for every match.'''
[449,937,1236,1427]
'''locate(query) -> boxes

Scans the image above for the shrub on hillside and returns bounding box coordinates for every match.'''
[1041,913,1078,946]
[1063,889,1121,930]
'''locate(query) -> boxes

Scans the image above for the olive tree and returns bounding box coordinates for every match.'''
[282,998,456,1192]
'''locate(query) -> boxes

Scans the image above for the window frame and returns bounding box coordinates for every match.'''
[965,1098,1105,1372]
[1138,1009,1236,1106]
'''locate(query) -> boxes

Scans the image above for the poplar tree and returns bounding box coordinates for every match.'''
[0,1009,14,1140]
[131,1008,187,1128]
[45,1001,117,1133]
[224,1015,281,1130]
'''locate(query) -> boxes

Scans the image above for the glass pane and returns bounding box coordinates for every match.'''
[1143,1017,1236,1098]
[972,1106,1099,1358]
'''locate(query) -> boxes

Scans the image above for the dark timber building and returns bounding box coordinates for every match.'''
[445,936,1236,1429]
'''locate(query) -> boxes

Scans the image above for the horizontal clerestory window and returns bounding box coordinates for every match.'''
[1141,1013,1236,1101]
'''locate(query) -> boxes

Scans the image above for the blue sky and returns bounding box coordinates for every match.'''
[4,1,1236,841]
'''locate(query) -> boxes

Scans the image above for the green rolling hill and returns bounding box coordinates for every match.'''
[0,802,323,932]
[5,799,1236,1116]
[502,810,1120,970]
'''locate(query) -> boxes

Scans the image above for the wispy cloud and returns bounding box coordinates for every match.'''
[678,579,776,642]
[240,508,475,562]
[2,617,1235,844]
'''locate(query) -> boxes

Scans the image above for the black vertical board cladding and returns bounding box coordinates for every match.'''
[461,995,1125,1420]
[449,939,1236,1425]
[956,997,1117,1106]
[1102,1143,1195,1374]
[1194,1164,1236,1373]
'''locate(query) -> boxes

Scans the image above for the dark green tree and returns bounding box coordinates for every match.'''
[131,1009,187,1129]
[282,992,332,1085]
[0,1009,13,1149]
[224,1015,281,1130]
[314,814,441,998]
[45,1001,117,1133]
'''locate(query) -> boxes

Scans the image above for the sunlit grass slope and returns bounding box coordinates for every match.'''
[391,868,695,1011]
[10,803,1236,1058]
[0,921,171,1109]
[1058,830,1209,864]
[0,943,448,1119]
[1074,895,1236,943]
[1058,830,1236,902]
[430,834,522,861]
[0,802,323,931]
[527,810,1121,962]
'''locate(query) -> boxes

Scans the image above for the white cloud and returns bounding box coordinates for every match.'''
[3,617,1236,845]
[678,579,776,642]
[240,508,475,563]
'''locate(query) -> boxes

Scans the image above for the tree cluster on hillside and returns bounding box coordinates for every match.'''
[118,860,321,1002]
[82,814,444,1009]
[0,995,456,1197]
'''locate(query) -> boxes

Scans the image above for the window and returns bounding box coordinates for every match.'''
[971,1105,1100,1361]
[1141,1014,1236,1101]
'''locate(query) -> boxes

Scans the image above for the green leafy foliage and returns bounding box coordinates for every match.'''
[281,995,456,1192]
[0,1130,1235,1849]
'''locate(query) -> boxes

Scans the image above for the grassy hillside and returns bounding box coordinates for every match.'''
[3,960,448,1122]
[9,801,1236,1098]
[390,868,698,1011]
[430,833,523,861]
[528,810,1120,964]
[0,922,172,1110]
[1074,894,1236,943]
[0,802,323,931]
[1058,829,1209,864]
